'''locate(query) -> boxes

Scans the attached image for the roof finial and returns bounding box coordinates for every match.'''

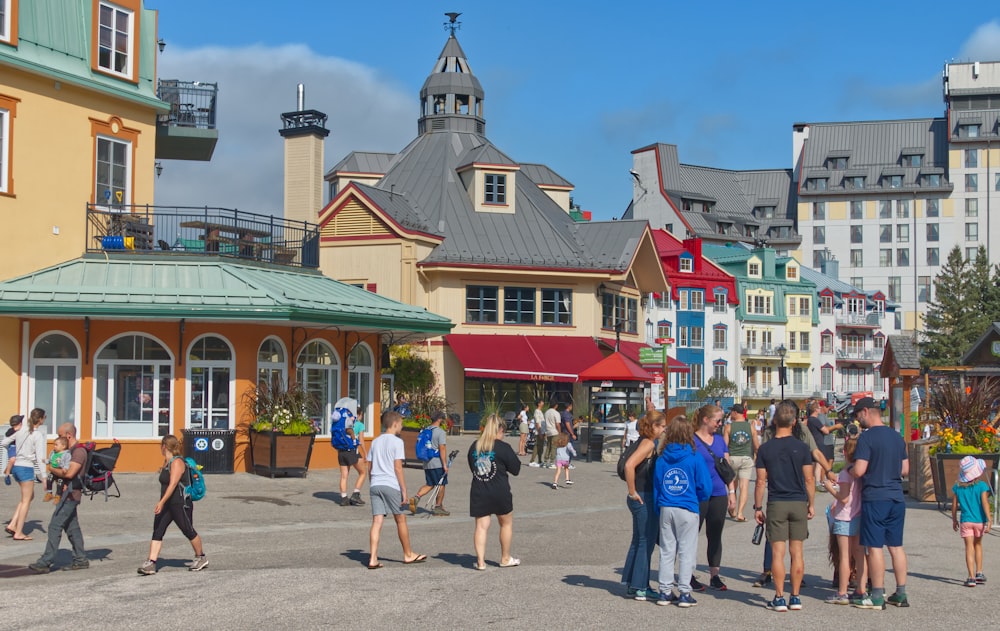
[444,12,461,36]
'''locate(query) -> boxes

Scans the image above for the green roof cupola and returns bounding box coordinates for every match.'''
[418,13,485,136]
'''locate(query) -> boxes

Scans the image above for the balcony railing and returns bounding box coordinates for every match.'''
[835,312,881,327]
[85,205,319,269]
[157,80,218,129]
[740,345,781,357]
[835,349,881,362]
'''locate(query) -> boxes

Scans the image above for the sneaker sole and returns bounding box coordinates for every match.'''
[138,569,156,575]
[189,562,209,572]
[887,599,909,607]
[767,606,787,612]
[788,605,802,610]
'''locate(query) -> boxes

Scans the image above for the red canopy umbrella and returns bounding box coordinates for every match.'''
[578,351,654,382]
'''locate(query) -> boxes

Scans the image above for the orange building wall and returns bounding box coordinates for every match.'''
[22,318,383,473]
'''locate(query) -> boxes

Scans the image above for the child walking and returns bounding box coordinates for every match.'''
[952,456,992,586]
[43,436,71,502]
[551,433,576,489]
[821,437,867,604]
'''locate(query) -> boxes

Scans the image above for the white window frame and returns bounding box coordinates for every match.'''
[95,134,131,208]
[185,335,235,431]
[713,327,727,350]
[29,332,82,437]
[257,336,288,390]
[0,0,11,42]
[0,107,8,193]
[820,295,833,315]
[297,340,341,436]
[97,1,134,79]
[679,257,693,273]
[690,290,704,311]
[690,327,703,349]
[93,333,174,439]
[347,343,375,437]
[713,363,727,382]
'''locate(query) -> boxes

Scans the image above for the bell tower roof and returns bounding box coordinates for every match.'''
[418,14,485,136]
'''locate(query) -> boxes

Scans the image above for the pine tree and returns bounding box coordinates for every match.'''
[921,245,975,367]
[970,245,1000,335]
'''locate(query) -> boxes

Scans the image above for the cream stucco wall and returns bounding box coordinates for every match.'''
[0,68,157,282]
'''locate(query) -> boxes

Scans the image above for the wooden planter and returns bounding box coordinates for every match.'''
[930,452,1000,509]
[249,430,315,478]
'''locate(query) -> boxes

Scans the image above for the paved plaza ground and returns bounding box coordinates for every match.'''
[0,433,995,630]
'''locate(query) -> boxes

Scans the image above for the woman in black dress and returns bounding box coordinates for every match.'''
[469,414,521,570]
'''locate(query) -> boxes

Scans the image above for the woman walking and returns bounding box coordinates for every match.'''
[691,404,735,591]
[517,404,530,456]
[621,409,667,600]
[1,409,47,541]
[469,414,521,570]
[137,435,207,574]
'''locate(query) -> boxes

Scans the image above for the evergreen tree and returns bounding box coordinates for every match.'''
[921,245,976,367]
[969,245,1000,335]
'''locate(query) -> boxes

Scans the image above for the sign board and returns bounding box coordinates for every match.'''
[655,337,675,346]
[650,382,665,410]
[639,347,664,364]
[600,381,613,388]
[194,437,209,452]
[653,373,664,384]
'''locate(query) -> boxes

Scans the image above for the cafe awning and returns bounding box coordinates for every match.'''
[578,352,654,383]
[445,334,604,382]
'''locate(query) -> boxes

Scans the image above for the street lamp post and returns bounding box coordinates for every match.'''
[777,344,787,400]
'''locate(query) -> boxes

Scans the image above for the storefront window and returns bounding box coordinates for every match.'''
[31,333,80,435]
[187,335,233,430]
[94,334,172,438]
[348,344,374,435]
[297,341,340,434]
[257,337,287,389]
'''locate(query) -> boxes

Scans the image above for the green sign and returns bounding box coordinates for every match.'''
[639,347,664,364]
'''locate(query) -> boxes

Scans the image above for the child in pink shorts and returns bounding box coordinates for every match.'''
[951,456,992,587]
[551,433,576,489]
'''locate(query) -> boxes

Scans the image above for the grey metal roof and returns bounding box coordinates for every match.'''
[574,220,649,270]
[518,163,573,188]
[798,118,950,192]
[328,151,395,176]
[799,265,900,309]
[352,182,438,236]
[456,143,518,169]
[886,335,921,370]
[420,35,484,100]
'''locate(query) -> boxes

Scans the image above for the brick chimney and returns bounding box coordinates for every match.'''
[279,84,329,226]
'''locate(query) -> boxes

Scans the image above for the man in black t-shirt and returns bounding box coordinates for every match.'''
[754,403,814,612]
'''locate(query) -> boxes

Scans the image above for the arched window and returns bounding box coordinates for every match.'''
[31,333,81,435]
[187,335,234,430]
[347,344,374,436]
[94,334,172,438]
[297,340,340,435]
[257,337,287,390]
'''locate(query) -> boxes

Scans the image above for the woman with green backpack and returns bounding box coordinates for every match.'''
[137,435,208,575]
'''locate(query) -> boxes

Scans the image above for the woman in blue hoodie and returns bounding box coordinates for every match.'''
[654,415,713,607]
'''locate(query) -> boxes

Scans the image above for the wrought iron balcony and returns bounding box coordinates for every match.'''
[835,349,881,362]
[86,205,319,269]
[835,312,882,328]
[740,345,781,358]
[156,79,219,161]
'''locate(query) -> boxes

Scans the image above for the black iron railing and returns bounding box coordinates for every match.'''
[86,205,320,269]
[157,80,218,130]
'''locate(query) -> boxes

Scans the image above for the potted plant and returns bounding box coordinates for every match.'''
[926,377,1000,507]
[244,379,319,478]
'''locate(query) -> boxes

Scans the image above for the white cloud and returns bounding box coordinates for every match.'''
[958,20,1000,61]
[154,44,414,215]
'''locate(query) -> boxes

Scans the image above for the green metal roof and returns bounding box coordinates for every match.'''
[1,0,166,112]
[0,256,453,336]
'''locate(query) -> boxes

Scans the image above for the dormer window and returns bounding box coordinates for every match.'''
[679,257,693,273]
[717,222,730,235]
[901,154,922,167]
[96,2,134,79]
[484,173,506,204]
[845,176,865,189]
[887,175,903,189]
[754,206,775,219]
[807,178,828,191]
[786,265,798,281]
[746,225,758,238]
[827,157,848,170]
[748,261,761,278]
[960,123,980,139]
[923,173,941,187]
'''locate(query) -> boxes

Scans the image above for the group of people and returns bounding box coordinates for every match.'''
[2,409,208,575]
[621,396,922,611]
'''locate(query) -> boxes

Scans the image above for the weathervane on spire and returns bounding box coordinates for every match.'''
[444,12,461,36]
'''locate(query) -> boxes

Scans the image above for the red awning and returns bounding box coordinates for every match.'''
[599,338,689,373]
[578,352,654,383]
[445,334,605,383]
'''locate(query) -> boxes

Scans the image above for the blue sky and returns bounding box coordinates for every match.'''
[149,1,1000,221]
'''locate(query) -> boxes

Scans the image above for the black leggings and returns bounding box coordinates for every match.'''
[152,501,198,542]
[699,495,728,568]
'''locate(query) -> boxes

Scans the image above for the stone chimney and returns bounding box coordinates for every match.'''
[279,84,329,226]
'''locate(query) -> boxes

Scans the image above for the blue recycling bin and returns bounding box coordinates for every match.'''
[182,429,236,473]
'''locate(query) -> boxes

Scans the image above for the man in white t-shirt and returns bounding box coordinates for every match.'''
[366,411,426,569]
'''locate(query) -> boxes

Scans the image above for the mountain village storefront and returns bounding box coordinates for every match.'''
[0,256,451,471]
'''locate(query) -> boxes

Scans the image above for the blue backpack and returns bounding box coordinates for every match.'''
[171,456,205,502]
[330,407,358,451]
[415,427,436,462]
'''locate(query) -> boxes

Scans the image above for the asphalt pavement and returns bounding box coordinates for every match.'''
[0,434,995,630]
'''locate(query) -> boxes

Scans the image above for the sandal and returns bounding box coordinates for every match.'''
[499,558,521,568]
[473,564,487,571]
[366,562,383,570]
[12,535,32,541]
[403,554,427,564]
[4,527,15,537]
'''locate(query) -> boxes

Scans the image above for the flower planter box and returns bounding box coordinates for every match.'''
[249,430,315,478]
[930,452,1000,509]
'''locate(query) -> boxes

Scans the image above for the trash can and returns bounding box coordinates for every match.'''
[182,429,236,474]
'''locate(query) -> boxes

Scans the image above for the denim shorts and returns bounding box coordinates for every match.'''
[11,465,35,483]
[828,514,860,537]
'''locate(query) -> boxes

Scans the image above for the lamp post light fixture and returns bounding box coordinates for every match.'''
[776,344,787,400]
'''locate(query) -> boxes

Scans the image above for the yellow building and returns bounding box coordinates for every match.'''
[314,32,668,427]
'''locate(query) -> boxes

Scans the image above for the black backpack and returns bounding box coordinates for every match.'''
[617,440,645,481]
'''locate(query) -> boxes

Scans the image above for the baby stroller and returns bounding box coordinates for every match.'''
[77,440,122,501]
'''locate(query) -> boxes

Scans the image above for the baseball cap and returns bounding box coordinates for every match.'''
[852,397,880,412]
[730,404,746,415]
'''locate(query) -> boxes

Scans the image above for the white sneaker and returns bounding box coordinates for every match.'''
[568,465,576,469]
[565,480,574,485]
[528,462,540,467]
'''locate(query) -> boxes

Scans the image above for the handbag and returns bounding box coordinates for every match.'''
[695,434,736,486]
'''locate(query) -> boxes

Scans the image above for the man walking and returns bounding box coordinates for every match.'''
[366,411,426,569]
[805,401,842,492]
[754,403,814,612]
[851,396,909,609]
[529,399,546,467]
[29,423,89,573]
[560,402,577,468]
[409,411,450,516]
[543,402,561,468]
